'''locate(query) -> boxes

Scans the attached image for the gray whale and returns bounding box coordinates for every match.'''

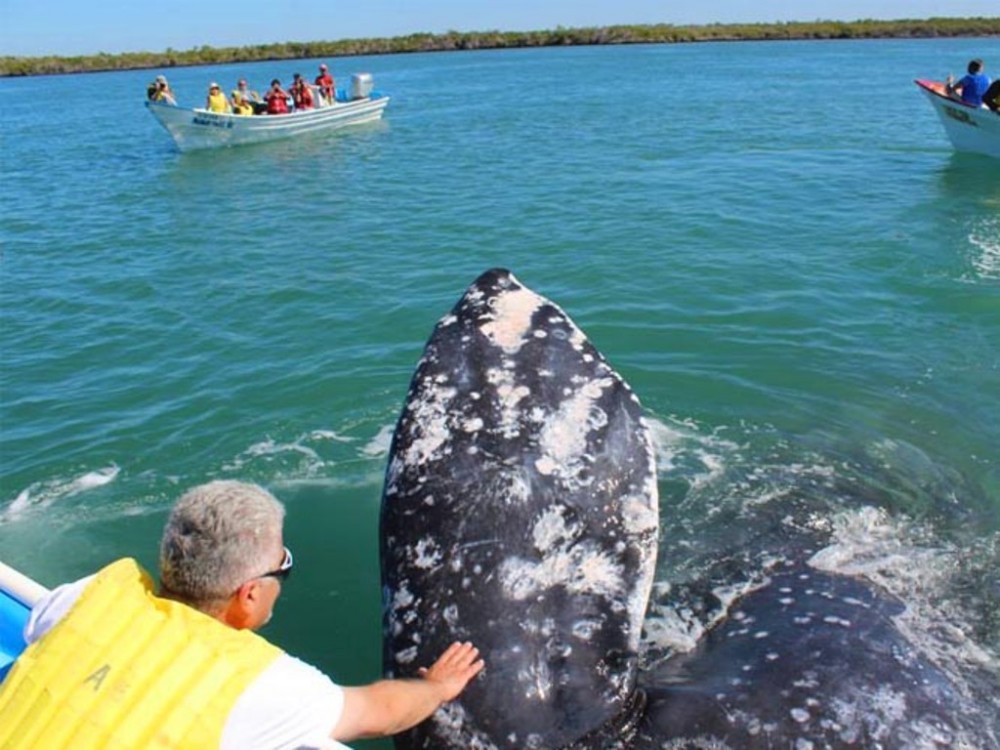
[380,269,998,749]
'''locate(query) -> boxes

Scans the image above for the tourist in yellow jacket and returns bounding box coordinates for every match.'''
[0,480,484,749]
[206,81,230,113]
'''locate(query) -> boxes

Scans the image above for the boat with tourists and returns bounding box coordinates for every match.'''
[914,79,1000,160]
[147,73,390,152]
[0,561,46,684]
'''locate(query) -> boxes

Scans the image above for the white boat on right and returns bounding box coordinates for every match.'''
[914,79,1000,160]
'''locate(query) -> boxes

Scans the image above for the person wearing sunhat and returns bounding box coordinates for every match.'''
[315,62,335,106]
[147,74,176,105]
[206,81,230,113]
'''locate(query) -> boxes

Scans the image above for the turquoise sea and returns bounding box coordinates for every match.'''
[2,38,999,746]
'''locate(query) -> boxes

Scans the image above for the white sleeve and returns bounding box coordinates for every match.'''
[23,575,93,643]
[221,653,350,750]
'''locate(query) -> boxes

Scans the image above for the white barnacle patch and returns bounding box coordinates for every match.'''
[486,368,532,438]
[534,377,614,483]
[790,707,811,723]
[404,384,458,466]
[431,701,500,750]
[498,539,624,602]
[493,470,531,506]
[531,506,580,551]
[480,287,543,354]
[572,620,600,640]
[439,314,458,327]
[412,537,443,569]
[822,616,852,628]
[392,585,415,611]
[396,646,418,664]
[463,417,484,433]
[521,657,553,701]
[620,490,659,536]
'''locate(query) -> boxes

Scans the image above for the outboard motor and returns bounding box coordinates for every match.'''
[350,73,374,100]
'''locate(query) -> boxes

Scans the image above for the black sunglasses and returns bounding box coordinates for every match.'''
[260,546,293,582]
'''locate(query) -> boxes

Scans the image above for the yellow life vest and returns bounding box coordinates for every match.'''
[0,558,281,749]
[208,91,229,113]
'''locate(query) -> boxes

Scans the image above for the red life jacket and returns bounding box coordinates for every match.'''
[296,86,314,110]
[315,73,334,99]
[267,93,288,114]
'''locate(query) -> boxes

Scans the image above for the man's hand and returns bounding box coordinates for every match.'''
[334,641,485,741]
[418,641,485,702]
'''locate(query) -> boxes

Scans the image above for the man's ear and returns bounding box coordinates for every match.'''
[221,579,262,629]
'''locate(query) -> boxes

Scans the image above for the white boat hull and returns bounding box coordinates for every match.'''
[915,79,1000,160]
[146,95,390,152]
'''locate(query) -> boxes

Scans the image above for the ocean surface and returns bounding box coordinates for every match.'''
[2,38,999,747]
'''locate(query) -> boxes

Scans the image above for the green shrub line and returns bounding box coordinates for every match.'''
[3,18,999,77]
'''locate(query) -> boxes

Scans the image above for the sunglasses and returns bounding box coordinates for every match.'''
[260,546,294,582]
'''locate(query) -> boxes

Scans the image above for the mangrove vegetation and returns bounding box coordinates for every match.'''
[2,17,998,77]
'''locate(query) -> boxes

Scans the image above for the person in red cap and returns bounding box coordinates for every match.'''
[315,63,336,106]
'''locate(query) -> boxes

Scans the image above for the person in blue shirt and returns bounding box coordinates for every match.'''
[946,58,990,107]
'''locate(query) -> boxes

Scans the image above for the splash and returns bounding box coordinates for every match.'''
[2,465,120,523]
[809,506,999,706]
[968,217,1000,281]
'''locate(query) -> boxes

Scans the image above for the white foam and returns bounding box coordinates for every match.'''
[3,464,120,522]
[644,415,740,489]
[223,428,361,477]
[968,217,1000,280]
[808,506,998,700]
[361,423,395,458]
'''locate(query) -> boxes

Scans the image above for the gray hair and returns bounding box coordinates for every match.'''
[160,480,285,603]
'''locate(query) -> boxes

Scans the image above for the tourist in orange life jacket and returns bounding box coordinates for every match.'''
[0,481,484,749]
[290,73,315,111]
[315,63,336,106]
[265,79,290,114]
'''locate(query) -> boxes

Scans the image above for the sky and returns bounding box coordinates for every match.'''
[1,0,997,58]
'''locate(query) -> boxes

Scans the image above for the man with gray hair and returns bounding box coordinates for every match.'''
[0,480,484,749]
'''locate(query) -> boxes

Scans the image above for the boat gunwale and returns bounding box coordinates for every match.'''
[914,78,993,111]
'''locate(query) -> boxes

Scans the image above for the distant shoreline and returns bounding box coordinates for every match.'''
[2,17,998,78]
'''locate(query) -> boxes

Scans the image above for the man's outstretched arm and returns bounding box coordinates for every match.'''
[332,641,485,741]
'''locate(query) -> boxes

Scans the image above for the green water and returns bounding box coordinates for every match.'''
[1,38,998,747]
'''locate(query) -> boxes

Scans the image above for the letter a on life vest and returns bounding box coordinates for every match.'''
[84,664,111,691]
